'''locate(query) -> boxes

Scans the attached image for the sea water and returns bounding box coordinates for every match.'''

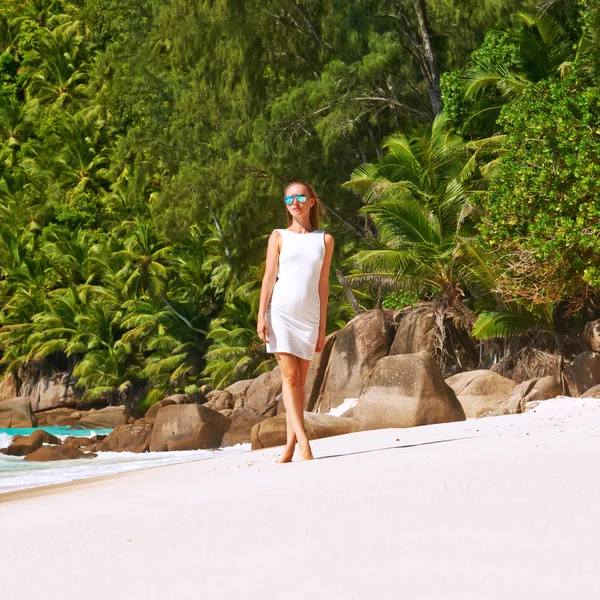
[0,427,250,494]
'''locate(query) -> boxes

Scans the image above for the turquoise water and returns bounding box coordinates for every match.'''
[0,426,250,494]
[0,426,113,437]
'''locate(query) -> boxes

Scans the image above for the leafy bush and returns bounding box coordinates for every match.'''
[481,69,600,308]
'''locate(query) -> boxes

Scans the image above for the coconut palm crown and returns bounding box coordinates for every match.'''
[343,113,497,310]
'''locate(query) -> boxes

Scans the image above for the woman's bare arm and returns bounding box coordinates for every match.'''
[257,231,281,342]
[316,233,335,351]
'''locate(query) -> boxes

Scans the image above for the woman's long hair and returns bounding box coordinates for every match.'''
[284,181,321,230]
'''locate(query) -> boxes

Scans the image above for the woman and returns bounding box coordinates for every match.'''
[257,182,334,462]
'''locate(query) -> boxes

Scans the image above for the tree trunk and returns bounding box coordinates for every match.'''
[413,0,443,115]
[335,269,362,315]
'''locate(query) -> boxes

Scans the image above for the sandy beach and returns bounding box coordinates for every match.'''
[3,397,600,599]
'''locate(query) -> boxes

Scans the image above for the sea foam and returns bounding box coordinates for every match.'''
[0,427,250,494]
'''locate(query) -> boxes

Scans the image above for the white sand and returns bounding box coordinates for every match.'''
[2,397,600,599]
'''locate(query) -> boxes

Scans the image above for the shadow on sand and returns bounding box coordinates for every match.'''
[316,435,480,461]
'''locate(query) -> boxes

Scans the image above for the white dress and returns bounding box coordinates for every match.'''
[265,229,326,360]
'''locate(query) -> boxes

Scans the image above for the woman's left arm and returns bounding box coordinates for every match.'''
[316,233,335,353]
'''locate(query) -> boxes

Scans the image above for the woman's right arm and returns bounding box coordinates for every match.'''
[257,230,281,343]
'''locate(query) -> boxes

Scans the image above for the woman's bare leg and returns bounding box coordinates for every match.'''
[279,357,311,460]
[275,352,314,462]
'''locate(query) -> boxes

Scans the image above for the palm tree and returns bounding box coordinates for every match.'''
[113,218,171,300]
[70,300,144,408]
[0,11,24,55]
[462,9,576,130]
[54,106,110,195]
[0,97,36,170]
[24,17,89,110]
[343,113,496,312]
[202,299,276,389]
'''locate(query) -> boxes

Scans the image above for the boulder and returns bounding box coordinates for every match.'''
[314,310,395,414]
[581,383,600,399]
[204,390,234,411]
[1,429,60,456]
[144,399,178,423]
[144,394,200,423]
[35,407,81,427]
[304,332,337,412]
[477,407,511,418]
[24,372,80,412]
[24,446,97,462]
[96,423,153,453]
[584,320,600,352]
[251,412,357,450]
[354,352,465,430]
[505,376,563,414]
[0,397,38,428]
[221,407,265,447]
[445,370,517,418]
[149,404,231,452]
[62,436,96,449]
[564,351,600,397]
[226,379,254,410]
[244,367,282,416]
[76,406,131,429]
[0,373,18,402]
[389,305,439,356]
[163,393,198,404]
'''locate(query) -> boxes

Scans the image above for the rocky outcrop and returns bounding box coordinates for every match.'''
[204,390,234,412]
[564,351,600,397]
[445,370,517,418]
[0,373,18,402]
[24,446,97,461]
[63,436,97,449]
[244,367,282,416]
[76,406,131,429]
[35,407,81,427]
[506,376,563,414]
[143,394,195,423]
[389,306,438,356]
[581,383,600,399]
[221,407,265,447]
[354,352,465,430]
[303,332,337,412]
[584,320,600,352]
[226,379,254,410]
[1,429,61,456]
[0,397,38,428]
[251,412,357,450]
[22,373,80,412]
[149,404,230,452]
[96,423,153,453]
[314,310,394,414]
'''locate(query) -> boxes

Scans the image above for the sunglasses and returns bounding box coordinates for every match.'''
[284,193,308,205]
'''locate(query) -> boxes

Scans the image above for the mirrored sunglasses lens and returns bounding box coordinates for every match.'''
[284,196,294,205]
[296,194,307,203]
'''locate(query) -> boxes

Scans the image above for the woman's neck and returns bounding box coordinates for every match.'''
[289,217,314,233]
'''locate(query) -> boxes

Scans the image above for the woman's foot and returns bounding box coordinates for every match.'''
[278,445,295,463]
[298,440,314,461]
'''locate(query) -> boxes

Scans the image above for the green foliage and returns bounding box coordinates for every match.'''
[443,9,581,135]
[381,290,420,310]
[0,0,598,411]
[472,309,552,340]
[481,68,600,307]
[344,114,497,307]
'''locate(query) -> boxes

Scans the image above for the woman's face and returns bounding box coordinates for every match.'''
[285,184,315,218]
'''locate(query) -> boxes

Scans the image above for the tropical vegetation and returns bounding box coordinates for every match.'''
[1,0,599,409]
